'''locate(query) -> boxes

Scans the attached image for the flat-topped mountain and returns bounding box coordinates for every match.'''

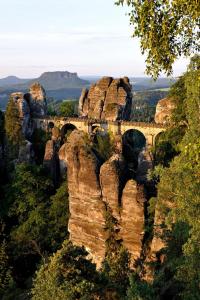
[33,71,89,90]
[0,71,89,91]
[0,71,89,109]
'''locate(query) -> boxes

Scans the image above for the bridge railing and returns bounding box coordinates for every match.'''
[33,116,167,128]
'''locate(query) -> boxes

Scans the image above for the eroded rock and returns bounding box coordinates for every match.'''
[120,180,146,264]
[29,82,47,116]
[155,97,175,125]
[18,140,35,164]
[44,139,60,185]
[61,130,107,267]
[10,92,33,139]
[79,77,132,121]
[100,154,126,220]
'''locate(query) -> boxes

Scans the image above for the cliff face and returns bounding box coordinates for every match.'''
[121,180,145,261]
[59,131,106,267]
[155,97,175,124]
[58,130,147,268]
[9,83,47,163]
[29,82,47,116]
[79,76,132,121]
[10,83,47,139]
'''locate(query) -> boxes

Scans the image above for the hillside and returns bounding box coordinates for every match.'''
[0,73,175,110]
[0,76,30,87]
[0,71,89,110]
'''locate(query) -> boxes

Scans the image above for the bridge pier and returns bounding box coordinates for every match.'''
[146,134,155,148]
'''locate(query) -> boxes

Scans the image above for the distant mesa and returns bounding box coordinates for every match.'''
[0,71,89,110]
[0,71,89,90]
[27,71,89,90]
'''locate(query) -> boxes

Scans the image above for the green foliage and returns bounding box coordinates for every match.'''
[48,179,69,252]
[47,105,57,116]
[144,197,157,241]
[131,101,156,123]
[152,55,200,298]
[6,164,69,254]
[153,126,186,166]
[169,75,187,124]
[126,274,155,300]
[133,90,168,106]
[93,133,114,161]
[102,206,131,295]
[0,110,4,143]
[32,240,101,300]
[31,128,51,164]
[5,98,23,157]
[0,240,12,297]
[2,163,69,289]
[59,100,78,117]
[116,0,200,78]
[7,163,54,252]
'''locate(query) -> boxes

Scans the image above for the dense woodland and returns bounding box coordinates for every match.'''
[0,55,199,299]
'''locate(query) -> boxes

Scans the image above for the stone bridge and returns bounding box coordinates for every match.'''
[34,116,167,146]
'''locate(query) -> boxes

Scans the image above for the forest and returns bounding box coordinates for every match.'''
[0,55,199,299]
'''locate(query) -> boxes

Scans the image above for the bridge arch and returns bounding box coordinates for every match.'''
[122,129,146,177]
[48,121,55,130]
[61,123,77,142]
[91,124,105,134]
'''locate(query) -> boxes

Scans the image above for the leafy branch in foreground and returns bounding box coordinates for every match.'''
[115,0,200,78]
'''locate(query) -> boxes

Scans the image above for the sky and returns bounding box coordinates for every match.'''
[0,0,189,78]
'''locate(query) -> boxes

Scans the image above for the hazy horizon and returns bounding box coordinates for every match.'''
[1,0,189,78]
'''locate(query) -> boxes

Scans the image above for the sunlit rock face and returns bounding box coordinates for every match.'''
[29,82,47,116]
[120,180,146,263]
[155,97,175,124]
[79,76,132,121]
[9,83,47,140]
[59,130,107,268]
[10,92,33,139]
[100,154,127,220]
[61,130,147,268]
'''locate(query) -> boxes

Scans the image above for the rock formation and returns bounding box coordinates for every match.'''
[100,154,126,220]
[58,130,147,268]
[43,127,61,185]
[10,83,47,140]
[120,180,145,263]
[8,83,47,163]
[155,97,175,124]
[18,140,35,164]
[29,82,47,116]
[79,77,132,121]
[59,131,106,267]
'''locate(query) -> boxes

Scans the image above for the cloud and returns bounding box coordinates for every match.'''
[0,30,131,44]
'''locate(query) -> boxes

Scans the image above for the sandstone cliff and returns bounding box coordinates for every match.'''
[58,130,147,268]
[10,83,47,139]
[59,131,106,267]
[29,82,47,116]
[9,83,47,163]
[79,77,132,121]
[155,97,175,124]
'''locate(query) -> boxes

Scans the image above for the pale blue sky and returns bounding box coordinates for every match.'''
[0,0,188,78]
